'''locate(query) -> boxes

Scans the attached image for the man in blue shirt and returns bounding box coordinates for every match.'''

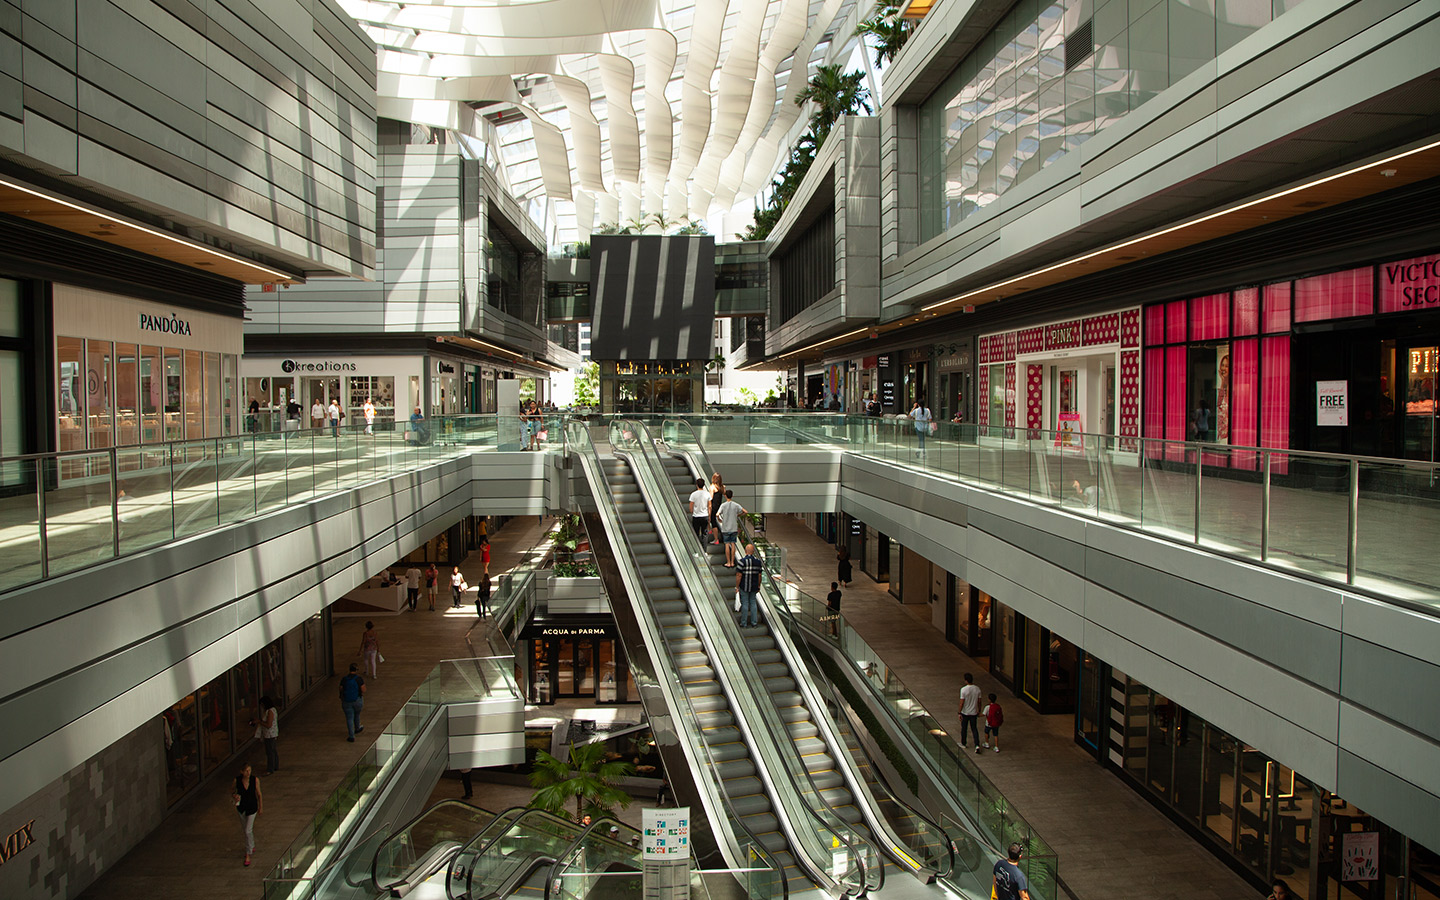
[734,543,764,628]
[993,842,1030,900]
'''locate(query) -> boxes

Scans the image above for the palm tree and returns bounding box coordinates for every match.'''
[648,212,681,233]
[529,742,634,821]
[796,64,872,145]
[856,7,913,67]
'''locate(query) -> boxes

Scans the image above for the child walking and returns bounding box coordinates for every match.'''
[983,693,1004,752]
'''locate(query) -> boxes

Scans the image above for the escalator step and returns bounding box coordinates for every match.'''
[750,649,782,665]
[784,720,819,742]
[729,793,772,817]
[755,662,787,679]
[765,677,796,693]
[810,770,845,791]
[724,775,765,798]
[715,757,756,780]
[740,813,779,837]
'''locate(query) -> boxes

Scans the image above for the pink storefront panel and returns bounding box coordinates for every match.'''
[1293,267,1373,322]
[1189,293,1230,341]
[1230,338,1259,468]
[1233,287,1260,336]
[1165,346,1187,460]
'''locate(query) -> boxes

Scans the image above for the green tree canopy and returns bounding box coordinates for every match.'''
[529,741,635,822]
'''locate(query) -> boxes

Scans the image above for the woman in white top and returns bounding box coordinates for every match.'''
[363,397,376,434]
[450,566,466,609]
[910,401,933,454]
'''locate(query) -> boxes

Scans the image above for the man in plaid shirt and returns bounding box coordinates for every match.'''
[734,543,764,627]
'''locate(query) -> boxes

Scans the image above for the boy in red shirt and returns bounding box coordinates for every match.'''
[983,693,1004,752]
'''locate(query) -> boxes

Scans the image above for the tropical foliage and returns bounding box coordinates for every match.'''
[592,218,709,236]
[741,64,872,242]
[573,360,599,407]
[529,742,634,821]
[856,6,914,67]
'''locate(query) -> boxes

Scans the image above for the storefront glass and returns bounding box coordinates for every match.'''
[87,340,114,449]
[599,361,702,413]
[141,345,162,443]
[57,337,84,452]
[993,603,1016,685]
[158,612,326,808]
[204,351,222,438]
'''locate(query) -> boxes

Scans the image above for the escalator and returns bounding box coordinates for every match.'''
[652,425,996,899]
[602,455,800,883]
[656,457,871,841]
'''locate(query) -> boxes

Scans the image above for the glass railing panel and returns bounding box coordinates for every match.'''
[1099,438,1143,527]
[548,818,643,899]
[44,452,115,576]
[1356,460,1440,601]
[465,809,584,897]
[0,459,41,590]
[1266,452,1349,581]
[216,437,257,525]
[1137,440,1196,541]
[372,800,492,890]
[253,432,293,514]
[172,439,220,538]
[1196,449,1263,556]
[115,446,174,554]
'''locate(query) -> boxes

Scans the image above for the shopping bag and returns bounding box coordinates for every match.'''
[377,653,385,664]
[733,592,742,612]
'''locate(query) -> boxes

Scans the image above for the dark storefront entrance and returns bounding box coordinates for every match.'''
[523,622,631,705]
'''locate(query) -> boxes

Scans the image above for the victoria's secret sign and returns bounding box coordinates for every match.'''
[1381,253,1440,312]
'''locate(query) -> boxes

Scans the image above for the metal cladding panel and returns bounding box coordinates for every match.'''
[589,235,716,360]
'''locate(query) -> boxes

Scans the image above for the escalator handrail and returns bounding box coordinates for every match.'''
[542,815,642,900]
[616,420,874,897]
[446,806,541,900]
[753,572,1017,886]
[564,421,790,900]
[457,806,589,900]
[665,421,956,882]
[370,799,492,891]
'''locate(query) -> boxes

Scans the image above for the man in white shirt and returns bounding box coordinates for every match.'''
[327,399,340,436]
[958,672,982,750]
[311,399,325,430]
[687,478,710,544]
[363,397,376,434]
[404,565,422,611]
[716,489,746,568]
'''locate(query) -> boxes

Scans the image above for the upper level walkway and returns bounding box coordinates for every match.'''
[6,413,1435,610]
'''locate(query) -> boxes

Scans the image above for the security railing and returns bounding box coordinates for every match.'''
[652,413,1440,606]
[0,414,551,594]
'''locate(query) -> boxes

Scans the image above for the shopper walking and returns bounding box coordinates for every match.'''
[232,764,263,866]
[708,473,725,545]
[958,673,982,749]
[404,565,421,611]
[363,397,376,434]
[480,535,491,575]
[339,663,366,742]
[717,489,746,568]
[983,693,1004,752]
[310,399,325,430]
[327,398,341,437]
[450,566,466,609]
[910,400,932,455]
[477,573,492,619]
[688,478,710,543]
[425,563,439,611]
[825,582,842,636]
[256,696,280,774]
[836,544,853,587]
[992,843,1031,900]
[735,543,764,628]
[359,621,380,678]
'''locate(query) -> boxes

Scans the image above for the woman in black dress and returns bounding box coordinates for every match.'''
[232,763,263,866]
[837,545,853,587]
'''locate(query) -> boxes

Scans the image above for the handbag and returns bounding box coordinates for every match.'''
[929,421,938,433]
[377,653,385,664]
[734,592,742,612]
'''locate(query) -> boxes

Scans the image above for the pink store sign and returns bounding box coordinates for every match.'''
[1381,253,1440,313]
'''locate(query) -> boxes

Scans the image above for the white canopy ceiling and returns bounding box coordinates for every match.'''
[339,0,867,241]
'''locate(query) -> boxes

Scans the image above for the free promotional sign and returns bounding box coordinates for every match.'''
[1317,380,1348,426]
[642,808,690,860]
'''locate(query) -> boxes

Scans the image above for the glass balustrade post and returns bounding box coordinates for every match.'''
[251,434,259,514]
[168,443,178,541]
[1261,449,1271,561]
[1347,458,1359,584]
[1194,444,1203,544]
[214,439,222,528]
[35,460,49,579]
[110,448,120,558]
